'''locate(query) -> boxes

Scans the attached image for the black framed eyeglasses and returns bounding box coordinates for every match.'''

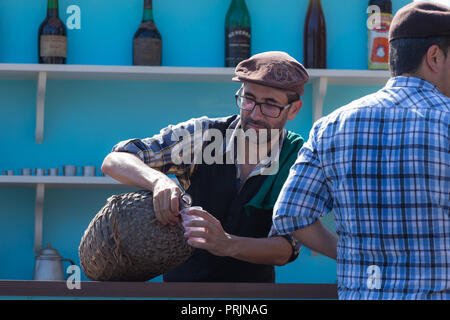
[235,89,295,119]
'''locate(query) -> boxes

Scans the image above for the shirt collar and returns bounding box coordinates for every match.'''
[385,76,440,93]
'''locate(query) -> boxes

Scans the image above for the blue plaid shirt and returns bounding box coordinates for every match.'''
[272,77,450,299]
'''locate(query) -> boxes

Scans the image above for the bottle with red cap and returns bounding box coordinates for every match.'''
[367,0,392,70]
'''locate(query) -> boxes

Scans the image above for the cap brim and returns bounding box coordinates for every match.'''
[231,76,302,95]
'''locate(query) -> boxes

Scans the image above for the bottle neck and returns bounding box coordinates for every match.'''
[47,0,59,17]
[308,0,322,14]
[369,0,392,14]
[230,0,247,8]
[143,0,154,22]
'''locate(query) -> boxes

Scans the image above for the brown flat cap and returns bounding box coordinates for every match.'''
[232,51,309,96]
[389,1,450,42]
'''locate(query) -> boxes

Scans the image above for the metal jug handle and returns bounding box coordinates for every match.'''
[62,258,76,266]
[179,192,192,210]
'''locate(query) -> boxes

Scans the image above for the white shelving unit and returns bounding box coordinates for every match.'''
[0,175,128,188]
[0,63,390,143]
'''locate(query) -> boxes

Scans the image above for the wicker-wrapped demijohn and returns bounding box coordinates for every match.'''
[79,190,194,281]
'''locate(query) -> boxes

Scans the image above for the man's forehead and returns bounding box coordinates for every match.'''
[241,83,288,102]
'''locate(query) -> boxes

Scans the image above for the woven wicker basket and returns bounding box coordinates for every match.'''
[79,190,194,281]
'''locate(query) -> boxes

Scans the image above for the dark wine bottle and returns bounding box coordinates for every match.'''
[133,0,162,66]
[304,0,326,69]
[38,0,67,64]
[225,0,251,68]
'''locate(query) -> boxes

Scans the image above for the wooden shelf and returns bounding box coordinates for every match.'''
[308,68,390,86]
[0,63,389,84]
[0,63,236,82]
[0,280,338,299]
[0,175,132,188]
[0,63,390,143]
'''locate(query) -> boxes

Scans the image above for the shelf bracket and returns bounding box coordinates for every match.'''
[36,71,47,144]
[312,76,328,124]
[34,183,45,254]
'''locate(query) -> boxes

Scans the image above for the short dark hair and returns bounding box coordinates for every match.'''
[389,36,450,77]
[287,92,300,103]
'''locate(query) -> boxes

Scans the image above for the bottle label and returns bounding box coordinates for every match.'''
[40,35,67,58]
[368,13,392,70]
[226,26,251,67]
[133,37,162,66]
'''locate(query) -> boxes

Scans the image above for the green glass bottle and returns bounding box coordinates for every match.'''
[225,0,251,68]
[38,0,67,64]
[133,0,162,66]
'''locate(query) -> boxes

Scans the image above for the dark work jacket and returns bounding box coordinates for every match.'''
[163,115,275,283]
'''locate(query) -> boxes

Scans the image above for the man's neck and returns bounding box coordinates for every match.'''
[242,130,282,165]
[400,62,438,89]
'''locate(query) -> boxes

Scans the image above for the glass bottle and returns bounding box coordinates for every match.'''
[304,0,326,69]
[38,0,67,64]
[225,0,251,68]
[367,0,392,70]
[133,0,162,66]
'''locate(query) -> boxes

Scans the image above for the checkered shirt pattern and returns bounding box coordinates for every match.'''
[272,76,450,300]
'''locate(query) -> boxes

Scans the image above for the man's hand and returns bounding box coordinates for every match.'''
[182,208,233,256]
[153,176,183,226]
[101,152,185,226]
[183,209,294,265]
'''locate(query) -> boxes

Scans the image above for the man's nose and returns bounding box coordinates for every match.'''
[249,103,265,120]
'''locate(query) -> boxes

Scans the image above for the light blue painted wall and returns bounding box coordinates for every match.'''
[0,0,411,284]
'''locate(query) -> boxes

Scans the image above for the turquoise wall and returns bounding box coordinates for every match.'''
[0,0,411,284]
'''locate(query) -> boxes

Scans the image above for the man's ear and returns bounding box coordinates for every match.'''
[425,44,444,74]
[287,100,303,120]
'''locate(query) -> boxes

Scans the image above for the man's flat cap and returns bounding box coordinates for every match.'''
[232,51,309,96]
[389,1,450,42]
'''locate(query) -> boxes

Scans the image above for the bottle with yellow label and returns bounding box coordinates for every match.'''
[367,0,392,70]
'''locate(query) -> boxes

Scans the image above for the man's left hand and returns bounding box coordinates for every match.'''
[183,208,234,257]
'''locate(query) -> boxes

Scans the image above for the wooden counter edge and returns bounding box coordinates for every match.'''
[0,280,338,299]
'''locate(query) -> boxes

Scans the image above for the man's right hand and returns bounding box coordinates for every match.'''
[101,152,184,226]
[152,176,183,226]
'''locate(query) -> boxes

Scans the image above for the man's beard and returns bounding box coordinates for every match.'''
[241,117,284,147]
[241,118,272,144]
[238,118,281,164]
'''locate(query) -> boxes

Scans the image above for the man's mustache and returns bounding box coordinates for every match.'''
[243,119,270,130]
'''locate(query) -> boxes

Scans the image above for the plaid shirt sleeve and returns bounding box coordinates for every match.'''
[271,119,333,236]
[112,116,213,190]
